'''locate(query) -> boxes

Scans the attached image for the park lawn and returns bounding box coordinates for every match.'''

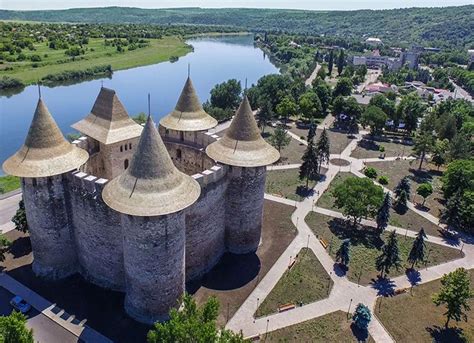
[266,169,321,201]
[289,126,352,155]
[350,138,414,159]
[256,248,333,317]
[262,311,375,342]
[0,175,20,194]
[264,127,306,165]
[375,270,474,343]
[2,36,192,84]
[366,159,445,218]
[304,212,462,286]
[316,171,444,237]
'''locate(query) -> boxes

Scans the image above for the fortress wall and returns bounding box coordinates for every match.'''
[159,126,220,149]
[164,142,215,176]
[67,171,125,291]
[224,166,267,254]
[185,165,228,281]
[21,174,78,280]
[122,212,185,324]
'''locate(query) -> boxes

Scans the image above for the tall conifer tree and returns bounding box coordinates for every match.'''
[376,231,401,278]
[408,228,427,269]
[376,193,391,232]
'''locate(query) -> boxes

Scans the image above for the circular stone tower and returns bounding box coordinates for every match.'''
[2,97,89,279]
[160,76,225,281]
[102,115,200,324]
[206,96,279,254]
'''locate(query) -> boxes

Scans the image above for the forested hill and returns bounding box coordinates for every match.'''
[1,6,473,48]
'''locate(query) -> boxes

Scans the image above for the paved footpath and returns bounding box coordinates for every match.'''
[0,192,21,234]
[227,129,474,342]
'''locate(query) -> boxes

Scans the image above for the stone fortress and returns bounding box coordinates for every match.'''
[2,77,280,324]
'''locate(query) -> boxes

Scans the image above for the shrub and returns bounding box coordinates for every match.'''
[379,145,385,152]
[364,167,378,179]
[30,54,42,62]
[378,175,389,185]
[352,303,372,331]
[0,76,25,90]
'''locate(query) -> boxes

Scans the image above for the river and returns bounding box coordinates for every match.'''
[0,34,279,173]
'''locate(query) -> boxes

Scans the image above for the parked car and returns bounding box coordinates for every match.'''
[10,296,31,314]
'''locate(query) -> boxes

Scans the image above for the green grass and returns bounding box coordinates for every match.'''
[316,171,444,237]
[265,169,317,201]
[262,311,375,342]
[1,36,192,84]
[256,248,332,317]
[0,175,20,194]
[376,270,474,343]
[350,139,414,159]
[305,212,462,285]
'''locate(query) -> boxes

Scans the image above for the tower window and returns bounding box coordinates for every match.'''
[125,144,128,151]
[120,146,123,152]
[124,159,129,170]
[176,149,182,159]
[129,143,132,149]
[180,131,184,141]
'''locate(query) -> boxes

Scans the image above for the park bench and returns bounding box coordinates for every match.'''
[278,303,296,313]
[319,238,329,249]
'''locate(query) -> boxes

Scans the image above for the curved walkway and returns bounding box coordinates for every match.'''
[227,129,474,342]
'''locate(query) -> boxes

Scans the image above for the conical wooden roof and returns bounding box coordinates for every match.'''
[206,96,279,167]
[160,77,217,131]
[102,115,200,217]
[3,99,89,178]
[72,87,143,145]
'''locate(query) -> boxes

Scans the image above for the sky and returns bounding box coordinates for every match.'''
[1,0,473,11]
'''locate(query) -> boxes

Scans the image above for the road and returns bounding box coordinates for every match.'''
[0,192,20,233]
[356,69,381,93]
[451,79,474,103]
[0,287,78,343]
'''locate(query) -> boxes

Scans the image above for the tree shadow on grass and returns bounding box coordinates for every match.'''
[333,263,347,277]
[426,325,466,343]
[350,323,369,342]
[328,218,384,250]
[358,139,380,151]
[370,276,396,296]
[405,268,422,286]
[296,185,314,198]
[8,236,31,259]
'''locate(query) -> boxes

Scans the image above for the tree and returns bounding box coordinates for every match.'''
[328,50,334,76]
[132,112,147,125]
[432,139,449,170]
[395,189,408,212]
[299,91,323,120]
[376,193,391,232]
[413,131,435,170]
[312,78,331,113]
[268,125,290,153]
[352,303,372,331]
[407,228,427,269]
[12,199,28,233]
[307,121,317,142]
[332,77,353,97]
[361,106,387,136]
[369,94,395,119]
[337,49,345,76]
[375,230,402,278]
[364,167,377,179]
[257,101,274,134]
[332,177,384,226]
[0,311,34,343]
[335,239,350,268]
[395,176,411,199]
[432,268,473,328]
[254,74,292,109]
[417,183,433,206]
[209,79,242,110]
[448,133,472,161]
[275,96,297,122]
[299,140,319,188]
[315,128,330,173]
[0,234,11,263]
[442,190,473,233]
[147,294,244,343]
[397,93,425,135]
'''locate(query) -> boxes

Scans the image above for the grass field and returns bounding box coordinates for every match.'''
[0,175,20,194]
[261,311,375,342]
[350,138,414,159]
[289,126,352,155]
[316,171,444,237]
[265,169,326,201]
[376,269,474,343]
[264,127,306,165]
[305,212,462,285]
[256,248,332,317]
[1,36,192,84]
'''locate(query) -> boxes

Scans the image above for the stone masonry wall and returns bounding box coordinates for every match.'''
[185,165,227,281]
[224,166,267,254]
[122,212,186,324]
[21,174,78,280]
[68,171,125,291]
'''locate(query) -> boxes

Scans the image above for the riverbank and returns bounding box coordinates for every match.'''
[1,36,192,85]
